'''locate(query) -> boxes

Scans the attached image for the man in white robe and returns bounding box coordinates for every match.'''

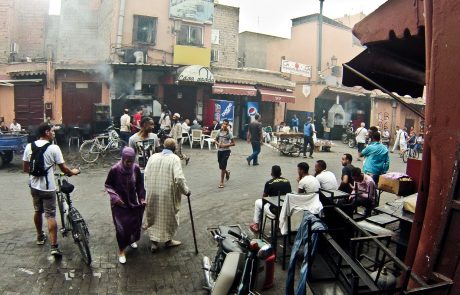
[144,138,191,252]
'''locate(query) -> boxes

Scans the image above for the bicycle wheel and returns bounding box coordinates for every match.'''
[402,150,409,163]
[348,139,356,148]
[341,134,348,144]
[80,140,100,163]
[56,193,67,235]
[70,209,92,265]
[108,139,127,160]
[410,149,419,160]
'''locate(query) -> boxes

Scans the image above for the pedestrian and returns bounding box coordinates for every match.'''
[119,109,131,143]
[355,122,368,161]
[10,118,21,132]
[144,138,191,253]
[159,109,172,132]
[302,117,315,159]
[0,120,9,133]
[314,160,338,191]
[391,125,402,153]
[171,113,189,165]
[249,165,292,233]
[216,120,235,188]
[22,123,80,256]
[359,131,389,185]
[291,114,299,133]
[338,153,355,193]
[131,108,142,133]
[350,167,376,216]
[104,147,146,264]
[246,113,263,166]
[128,117,160,166]
[382,127,390,147]
[399,127,409,155]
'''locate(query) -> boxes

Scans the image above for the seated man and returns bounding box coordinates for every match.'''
[314,160,338,191]
[338,153,354,193]
[250,165,292,233]
[350,167,376,216]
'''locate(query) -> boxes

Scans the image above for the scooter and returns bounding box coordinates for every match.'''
[203,226,275,295]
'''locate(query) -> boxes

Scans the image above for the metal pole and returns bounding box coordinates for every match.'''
[342,63,425,119]
[186,195,199,254]
[317,0,325,76]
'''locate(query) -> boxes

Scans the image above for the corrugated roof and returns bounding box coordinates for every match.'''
[211,66,295,90]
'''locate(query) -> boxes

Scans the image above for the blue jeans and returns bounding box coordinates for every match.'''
[247,141,261,164]
[285,211,326,295]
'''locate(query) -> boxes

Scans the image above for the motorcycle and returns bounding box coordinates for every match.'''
[203,226,275,295]
[341,126,356,148]
[278,138,302,157]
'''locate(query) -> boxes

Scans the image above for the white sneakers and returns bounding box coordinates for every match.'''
[118,255,126,264]
[130,242,138,249]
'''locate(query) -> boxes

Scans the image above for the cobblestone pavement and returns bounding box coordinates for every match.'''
[0,140,407,294]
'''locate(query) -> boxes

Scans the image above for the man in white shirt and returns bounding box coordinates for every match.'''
[391,126,402,153]
[119,109,131,143]
[10,118,21,132]
[314,160,338,191]
[297,162,320,196]
[23,123,79,257]
[181,119,191,134]
[355,122,368,161]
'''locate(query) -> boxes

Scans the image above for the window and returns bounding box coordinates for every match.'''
[177,24,203,46]
[211,49,219,62]
[133,15,157,45]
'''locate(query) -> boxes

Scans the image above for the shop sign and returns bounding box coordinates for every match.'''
[214,100,234,123]
[177,65,215,84]
[281,60,312,78]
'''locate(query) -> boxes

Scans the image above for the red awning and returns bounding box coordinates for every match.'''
[212,83,257,96]
[259,87,295,103]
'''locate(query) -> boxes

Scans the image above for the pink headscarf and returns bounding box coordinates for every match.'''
[117,147,136,175]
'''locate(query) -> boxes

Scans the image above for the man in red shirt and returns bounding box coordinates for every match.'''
[131,108,142,133]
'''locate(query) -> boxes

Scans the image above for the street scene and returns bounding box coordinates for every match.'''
[0,0,458,294]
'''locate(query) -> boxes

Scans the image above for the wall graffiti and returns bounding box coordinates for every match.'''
[378,112,390,130]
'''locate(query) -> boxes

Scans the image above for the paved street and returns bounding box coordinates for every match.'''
[0,140,407,294]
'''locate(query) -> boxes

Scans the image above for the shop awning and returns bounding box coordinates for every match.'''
[212,83,257,96]
[258,87,295,103]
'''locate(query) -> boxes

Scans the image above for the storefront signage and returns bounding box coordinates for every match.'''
[247,102,259,118]
[177,65,215,84]
[169,0,214,24]
[281,60,312,78]
[214,100,234,123]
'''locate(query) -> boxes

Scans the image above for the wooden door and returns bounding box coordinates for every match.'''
[14,84,44,127]
[62,82,102,125]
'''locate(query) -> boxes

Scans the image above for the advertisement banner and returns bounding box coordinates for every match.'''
[281,60,312,78]
[246,101,259,121]
[214,100,234,123]
[169,0,214,24]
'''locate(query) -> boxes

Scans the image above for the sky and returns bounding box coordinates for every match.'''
[218,0,387,37]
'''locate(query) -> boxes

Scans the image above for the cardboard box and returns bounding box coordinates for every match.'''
[378,175,416,196]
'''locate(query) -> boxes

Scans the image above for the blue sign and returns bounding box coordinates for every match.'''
[215,100,234,123]
[247,101,259,117]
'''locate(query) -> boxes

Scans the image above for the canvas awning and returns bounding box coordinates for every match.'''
[258,87,295,103]
[212,83,257,96]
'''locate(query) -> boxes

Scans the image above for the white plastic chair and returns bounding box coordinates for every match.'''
[190,130,203,149]
[181,132,191,145]
[202,130,220,150]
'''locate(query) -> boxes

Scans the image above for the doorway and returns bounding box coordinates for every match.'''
[62,82,102,125]
[14,84,44,127]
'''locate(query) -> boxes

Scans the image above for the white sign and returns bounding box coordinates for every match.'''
[281,60,312,78]
[211,29,220,45]
[177,65,215,84]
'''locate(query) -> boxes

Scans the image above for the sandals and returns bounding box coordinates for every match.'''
[225,170,231,181]
[218,184,224,188]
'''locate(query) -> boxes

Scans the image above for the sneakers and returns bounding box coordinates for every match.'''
[130,242,138,249]
[118,255,126,264]
[249,223,260,233]
[165,240,182,248]
[36,232,47,245]
[50,245,62,257]
[246,157,251,166]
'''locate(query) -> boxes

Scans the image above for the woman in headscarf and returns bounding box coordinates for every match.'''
[105,147,146,264]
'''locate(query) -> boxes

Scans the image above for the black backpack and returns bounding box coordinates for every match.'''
[29,141,52,188]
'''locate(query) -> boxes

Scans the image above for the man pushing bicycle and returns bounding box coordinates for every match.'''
[23,123,79,257]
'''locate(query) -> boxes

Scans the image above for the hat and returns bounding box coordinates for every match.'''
[124,108,129,112]
[173,113,180,119]
[193,120,198,125]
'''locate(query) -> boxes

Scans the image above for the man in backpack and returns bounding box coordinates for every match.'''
[23,123,79,257]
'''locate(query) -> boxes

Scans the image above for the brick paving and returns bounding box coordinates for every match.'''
[0,140,407,294]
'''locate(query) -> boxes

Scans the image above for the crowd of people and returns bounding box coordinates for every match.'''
[0,118,22,133]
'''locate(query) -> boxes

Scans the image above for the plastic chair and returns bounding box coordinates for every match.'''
[190,130,203,149]
[80,123,92,140]
[202,130,220,150]
[181,132,191,145]
[67,125,81,149]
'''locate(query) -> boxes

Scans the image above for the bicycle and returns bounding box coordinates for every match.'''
[55,172,92,265]
[402,144,420,163]
[80,126,127,163]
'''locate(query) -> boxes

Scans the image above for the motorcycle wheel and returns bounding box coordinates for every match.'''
[348,139,356,148]
[291,145,301,157]
[341,134,349,144]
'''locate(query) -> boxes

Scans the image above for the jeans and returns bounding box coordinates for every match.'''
[247,141,261,164]
[120,131,131,144]
[285,211,326,295]
[292,126,299,133]
[302,136,314,157]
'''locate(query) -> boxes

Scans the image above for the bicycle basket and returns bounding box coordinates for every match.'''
[61,179,75,194]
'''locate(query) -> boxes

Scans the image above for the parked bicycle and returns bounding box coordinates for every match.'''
[402,144,420,163]
[55,172,92,265]
[80,126,127,163]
